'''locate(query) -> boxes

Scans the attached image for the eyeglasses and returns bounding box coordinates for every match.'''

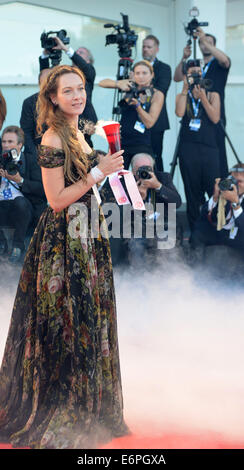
[230,167,244,173]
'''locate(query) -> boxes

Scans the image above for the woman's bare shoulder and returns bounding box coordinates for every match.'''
[41,129,63,149]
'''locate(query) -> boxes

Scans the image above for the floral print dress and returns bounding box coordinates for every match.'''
[0,145,129,449]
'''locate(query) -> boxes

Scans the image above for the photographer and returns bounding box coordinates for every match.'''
[191,164,244,259]
[40,37,97,147]
[174,27,231,178]
[0,126,47,263]
[142,34,172,171]
[132,152,181,207]
[99,60,164,169]
[129,152,181,267]
[100,152,181,267]
[175,60,220,237]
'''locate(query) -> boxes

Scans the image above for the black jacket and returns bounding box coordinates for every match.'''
[0,150,47,222]
[151,170,181,208]
[151,58,172,133]
[20,92,40,156]
[21,151,47,219]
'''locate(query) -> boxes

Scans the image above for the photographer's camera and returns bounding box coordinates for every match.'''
[136,165,153,180]
[104,13,138,58]
[185,59,213,90]
[218,175,238,192]
[40,29,70,66]
[0,149,22,175]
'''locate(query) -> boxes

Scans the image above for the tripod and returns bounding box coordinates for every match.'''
[112,56,134,121]
[170,35,197,178]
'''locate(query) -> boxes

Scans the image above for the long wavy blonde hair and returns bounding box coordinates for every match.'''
[36,65,88,183]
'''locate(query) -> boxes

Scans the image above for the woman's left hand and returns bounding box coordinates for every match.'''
[221,185,239,204]
[128,98,140,107]
[193,85,207,102]
[139,173,162,190]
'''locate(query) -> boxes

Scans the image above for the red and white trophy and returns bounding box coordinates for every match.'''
[102,122,145,210]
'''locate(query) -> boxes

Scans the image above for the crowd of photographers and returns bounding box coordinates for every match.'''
[0,17,243,269]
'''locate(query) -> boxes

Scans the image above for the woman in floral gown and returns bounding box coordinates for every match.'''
[0,65,129,448]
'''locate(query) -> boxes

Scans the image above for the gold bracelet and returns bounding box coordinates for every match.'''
[181,92,188,96]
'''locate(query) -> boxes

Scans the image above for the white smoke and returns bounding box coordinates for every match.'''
[0,261,21,360]
[1,253,244,445]
[114,258,244,442]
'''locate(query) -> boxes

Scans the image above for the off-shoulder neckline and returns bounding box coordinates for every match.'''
[39,144,64,152]
[39,144,96,156]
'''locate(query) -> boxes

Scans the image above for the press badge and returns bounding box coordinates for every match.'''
[134,120,146,133]
[189,118,201,132]
[229,226,238,239]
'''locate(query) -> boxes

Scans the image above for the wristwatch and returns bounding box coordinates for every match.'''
[231,201,240,209]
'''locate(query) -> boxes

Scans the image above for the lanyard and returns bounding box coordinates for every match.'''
[202,58,214,78]
[188,90,201,118]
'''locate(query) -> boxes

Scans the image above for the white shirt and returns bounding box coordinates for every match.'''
[0,177,23,201]
[208,195,243,230]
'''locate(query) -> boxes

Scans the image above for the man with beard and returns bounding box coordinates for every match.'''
[174,28,231,179]
[142,35,172,172]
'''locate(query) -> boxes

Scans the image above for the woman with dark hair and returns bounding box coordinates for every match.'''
[175,63,220,236]
[0,65,129,448]
[99,60,164,169]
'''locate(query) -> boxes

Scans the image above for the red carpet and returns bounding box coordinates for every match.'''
[100,432,244,449]
[0,443,29,449]
[1,431,244,449]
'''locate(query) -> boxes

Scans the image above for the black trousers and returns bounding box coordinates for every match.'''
[179,141,220,232]
[191,217,244,259]
[151,130,165,172]
[0,196,33,251]
[215,121,229,178]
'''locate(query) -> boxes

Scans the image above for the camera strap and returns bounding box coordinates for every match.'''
[202,58,214,78]
[188,91,201,131]
[1,177,22,192]
[8,180,22,192]
[188,90,201,117]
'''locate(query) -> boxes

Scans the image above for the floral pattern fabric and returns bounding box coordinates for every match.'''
[0,145,129,448]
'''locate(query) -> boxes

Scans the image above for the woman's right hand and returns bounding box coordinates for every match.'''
[97,150,124,176]
[117,79,133,91]
[183,44,192,60]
